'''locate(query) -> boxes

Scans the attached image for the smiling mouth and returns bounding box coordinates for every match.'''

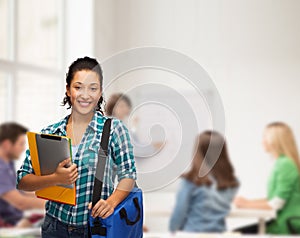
[78,101,92,107]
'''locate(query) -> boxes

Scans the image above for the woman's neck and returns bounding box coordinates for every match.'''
[67,110,95,145]
[70,110,94,125]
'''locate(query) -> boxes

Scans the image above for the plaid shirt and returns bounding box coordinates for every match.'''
[17,111,136,225]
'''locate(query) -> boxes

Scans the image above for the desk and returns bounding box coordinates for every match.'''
[229,207,276,234]
[145,206,276,234]
[23,209,45,218]
[0,227,41,237]
[143,232,297,238]
[144,232,241,238]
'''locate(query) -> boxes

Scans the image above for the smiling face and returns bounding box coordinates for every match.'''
[66,70,102,116]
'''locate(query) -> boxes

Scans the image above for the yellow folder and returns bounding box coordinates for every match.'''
[27,132,76,206]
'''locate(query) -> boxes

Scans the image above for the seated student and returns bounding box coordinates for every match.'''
[235,122,300,234]
[169,131,239,233]
[0,122,45,227]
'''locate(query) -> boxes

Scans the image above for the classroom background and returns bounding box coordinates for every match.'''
[1,0,300,235]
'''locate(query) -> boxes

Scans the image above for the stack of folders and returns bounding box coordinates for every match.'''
[27,132,76,206]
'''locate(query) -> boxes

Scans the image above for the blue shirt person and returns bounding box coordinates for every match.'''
[0,122,45,227]
[0,160,23,225]
[169,131,238,233]
[170,178,237,232]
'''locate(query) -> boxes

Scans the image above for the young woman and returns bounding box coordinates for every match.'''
[169,131,239,233]
[17,57,136,238]
[234,122,300,234]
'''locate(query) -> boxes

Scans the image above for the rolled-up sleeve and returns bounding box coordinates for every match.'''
[111,119,137,181]
[17,127,51,187]
[16,149,35,187]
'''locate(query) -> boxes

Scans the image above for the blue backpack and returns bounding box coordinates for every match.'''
[89,119,143,238]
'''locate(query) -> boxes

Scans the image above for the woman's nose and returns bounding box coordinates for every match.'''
[79,88,89,99]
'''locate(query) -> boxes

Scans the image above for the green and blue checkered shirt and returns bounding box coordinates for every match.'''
[17,111,137,225]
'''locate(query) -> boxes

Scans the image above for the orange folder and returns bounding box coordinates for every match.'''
[27,132,76,206]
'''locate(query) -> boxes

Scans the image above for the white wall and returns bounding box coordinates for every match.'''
[94,0,300,231]
[95,0,300,195]
[65,0,95,66]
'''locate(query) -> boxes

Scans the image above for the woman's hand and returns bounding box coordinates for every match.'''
[234,196,249,208]
[53,158,78,185]
[87,178,135,219]
[88,200,114,219]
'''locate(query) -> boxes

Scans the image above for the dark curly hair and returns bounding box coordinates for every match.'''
[62,56,104,114]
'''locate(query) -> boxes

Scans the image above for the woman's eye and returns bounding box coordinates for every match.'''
[75,86,81,90]
[91,88,97,91]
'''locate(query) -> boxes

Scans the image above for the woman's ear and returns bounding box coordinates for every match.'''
[66,85,71,97]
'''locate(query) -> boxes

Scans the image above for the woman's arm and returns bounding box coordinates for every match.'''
[106,178,135,208]
[18,173,58,191]
[89,119,138,218]
[235,158,299,211]
[1,189,46,210]
[18,159,78,191]
[234,197,272,210]
[89,178,135,218]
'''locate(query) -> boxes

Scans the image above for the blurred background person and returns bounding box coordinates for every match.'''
[169,131,239,233]
[105,93,132,122]
[235,122,300,234]
[106,93,164,159]
[0,122,45,227]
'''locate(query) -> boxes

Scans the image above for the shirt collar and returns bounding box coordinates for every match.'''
[52,114,70,136]
[52,111,104,135]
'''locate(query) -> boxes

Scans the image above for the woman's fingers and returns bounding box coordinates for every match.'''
[99,206,110,217]
[91,199,114,218]
[92,200,105,217]
[70,170,78,181]
[67,172,77,184]
[102,208,114,219]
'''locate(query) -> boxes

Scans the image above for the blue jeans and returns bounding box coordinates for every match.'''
[41,214,89,238]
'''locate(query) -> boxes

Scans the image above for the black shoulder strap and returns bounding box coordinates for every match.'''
[92,118,112,207]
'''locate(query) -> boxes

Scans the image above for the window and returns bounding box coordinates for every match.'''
[18,0,61,69]
[0,0,10,59]
[0,0,65,129]
[0,72,8,122]
[15,71,63,131]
